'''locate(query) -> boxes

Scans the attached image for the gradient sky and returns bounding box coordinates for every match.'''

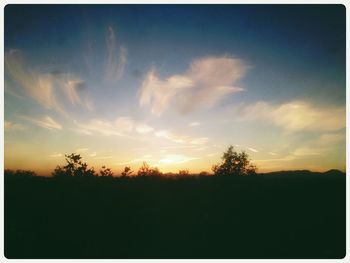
[4,4,346,175]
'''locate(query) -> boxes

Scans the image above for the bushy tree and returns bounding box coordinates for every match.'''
[100,166,113,177]
[212,146,257,176]
[137,162,162,177]
[52,153,96,177]
[5,169,36,177]
[179,169,189,176]
[199,171,210,176]
[121,166,133,177]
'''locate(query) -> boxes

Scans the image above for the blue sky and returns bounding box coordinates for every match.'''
[4,5,346,174]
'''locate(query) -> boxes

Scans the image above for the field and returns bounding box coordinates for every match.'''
[4,171,345,259]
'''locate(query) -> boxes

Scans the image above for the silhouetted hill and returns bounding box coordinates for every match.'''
[4,170,345,259]
[323,169,345,176]
[260,169,345,178]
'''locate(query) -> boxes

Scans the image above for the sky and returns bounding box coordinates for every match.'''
[4,4,346,175]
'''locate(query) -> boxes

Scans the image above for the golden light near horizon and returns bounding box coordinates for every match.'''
[4,5,345,175]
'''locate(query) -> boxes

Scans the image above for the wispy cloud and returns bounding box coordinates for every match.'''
[5,49,93,115]
[292,131,345,157]
[62,78,93,110]
[139,56,247,116]
[74,119,124,136]
[4,121,26,131]
[116,155,154,166]
[49,152,63,158]
[189,122,201,127]
[76,148,89,153]
[73,117,150,139]
[22,115,63,130]
[105,26,127,83]
[115,117,134,133]
[158,154,199,164]
[240,100,345,132]
[136,124,154,134]
[247,147,259,153]
[5,50,64,114]
[189,137,209,145]
[154,130,208,145]
[94,156,114,160]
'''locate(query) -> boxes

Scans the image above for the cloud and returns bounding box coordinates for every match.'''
[292,132,345,157]
[73,117,152,139]
[5,49,93,115]
[115,117,134,133]
[154,129,209,146]
[158,154,199,164]
[76,148,89,153]
[136,124,154,134]
[74,119,124,136]
[116,155,155,166]
[189,137,209,145]
[22,115,63,130]
[154,130,184,143]
[293,147,323,156]
[62,78,92,110]
[240,100,345,132]
[90,152,97,157]
[247,147,259,153]
[189,122,200,127]
[105,26,127,83]
[318,133,345,144]
[5,50,64,114]
[94,156,114,160]
[50,152,63,158]
[139,56,247,116]
[4,121,26,131]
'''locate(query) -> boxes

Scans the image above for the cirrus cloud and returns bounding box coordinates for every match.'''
[21,115,63,130]
[105,26,127,83]
[240,100,345,132]
[5,121,26,131]
[139,56,247,116]
[5,49,94,116]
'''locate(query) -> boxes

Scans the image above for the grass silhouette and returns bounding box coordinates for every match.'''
[4,168,345,259]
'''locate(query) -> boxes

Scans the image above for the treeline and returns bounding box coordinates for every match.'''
[5,146,257,178]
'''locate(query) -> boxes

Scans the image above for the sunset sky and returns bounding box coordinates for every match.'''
[4,5,346,175]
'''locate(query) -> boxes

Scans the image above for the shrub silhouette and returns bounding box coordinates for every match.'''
[100,166,113,177]
[212,145,257,176]
[179,169,189,176]
[52,153,96,177]
[121,166,133,177]
[5,169,36,177]
[199,171,210,176]
[137,162,162,177]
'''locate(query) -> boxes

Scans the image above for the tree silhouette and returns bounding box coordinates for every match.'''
[121,166,133,177]
[100,166,113,177]
[52,153,96,177]
[199,171,210,176]
[179,169,189,176]
[212,146,257,176]
[137,162,162,177]
[5,169,36,177]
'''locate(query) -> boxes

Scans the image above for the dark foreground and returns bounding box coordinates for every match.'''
[5,171,345,259]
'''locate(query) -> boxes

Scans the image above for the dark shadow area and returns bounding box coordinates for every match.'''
[4,169,345,259]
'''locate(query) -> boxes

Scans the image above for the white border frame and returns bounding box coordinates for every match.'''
[1,1,348,263]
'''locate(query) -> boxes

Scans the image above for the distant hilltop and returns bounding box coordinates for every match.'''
[260,169,345,178]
